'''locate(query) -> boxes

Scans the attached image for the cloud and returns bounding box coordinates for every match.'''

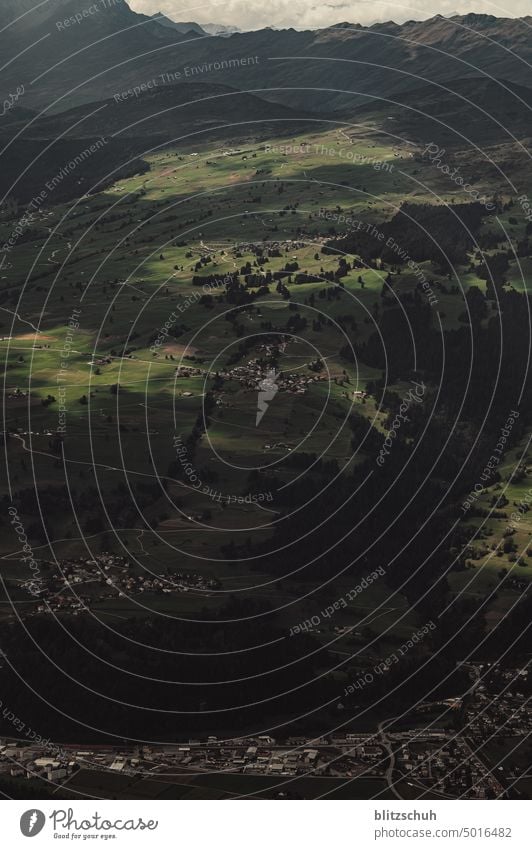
[129,0,529,31]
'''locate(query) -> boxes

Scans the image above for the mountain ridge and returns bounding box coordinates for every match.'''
[1,4,531,117]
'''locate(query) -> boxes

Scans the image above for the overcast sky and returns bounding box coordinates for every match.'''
[129,0,529,31]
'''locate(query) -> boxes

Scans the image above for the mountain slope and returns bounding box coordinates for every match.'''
[0,0,202,112]
[12,81,317,140]
[350,77,532,146]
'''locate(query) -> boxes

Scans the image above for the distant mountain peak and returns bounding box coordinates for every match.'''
[201,23,243,36]
[150,12,206,36]
[452,12,498,23]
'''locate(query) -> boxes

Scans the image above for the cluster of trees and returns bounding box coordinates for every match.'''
[328,201,490,272]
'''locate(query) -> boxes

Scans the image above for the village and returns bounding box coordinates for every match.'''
[219,360,327,397]
[19,553,220,617]
[214,338,331,401]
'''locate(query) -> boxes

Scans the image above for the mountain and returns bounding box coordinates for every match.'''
[201,23,243,37]
[2,0,160,36]
[352,77,532,146]
[244,13,532,111]
[13,81,316,141]
[0,0,193,111]
[150,13,207,36]
[1,3,532,122]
